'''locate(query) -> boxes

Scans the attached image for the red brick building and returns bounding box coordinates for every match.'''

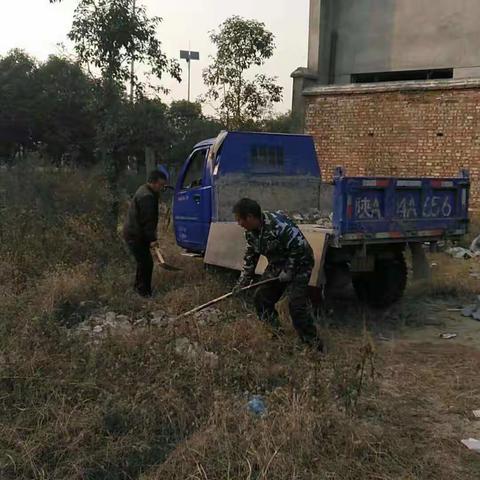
[302,80,480,208]
[292,0,480,209]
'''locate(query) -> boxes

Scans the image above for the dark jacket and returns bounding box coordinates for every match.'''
[123,184,159,244]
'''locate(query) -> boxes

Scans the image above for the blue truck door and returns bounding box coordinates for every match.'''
[174,147,212,252]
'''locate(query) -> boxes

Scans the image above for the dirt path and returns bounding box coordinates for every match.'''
[400,311,480,350]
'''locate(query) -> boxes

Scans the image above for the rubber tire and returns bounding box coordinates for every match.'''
[352,253,407,309]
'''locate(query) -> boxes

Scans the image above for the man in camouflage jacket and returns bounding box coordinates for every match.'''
[233,198,322,350]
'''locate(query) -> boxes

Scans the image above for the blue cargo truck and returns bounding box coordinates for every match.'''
[173,132,470,307]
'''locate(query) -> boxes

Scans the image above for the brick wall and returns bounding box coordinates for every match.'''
[303,80,480,209]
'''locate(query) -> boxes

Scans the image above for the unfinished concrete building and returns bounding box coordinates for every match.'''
[292,0,480,208]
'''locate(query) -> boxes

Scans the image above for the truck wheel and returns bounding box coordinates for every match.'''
[352,254,407,309]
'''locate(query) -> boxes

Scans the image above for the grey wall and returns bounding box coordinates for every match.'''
[308,0,480,84]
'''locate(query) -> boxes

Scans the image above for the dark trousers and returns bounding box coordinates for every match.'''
[127,241,154,297]
[254,273,318,345]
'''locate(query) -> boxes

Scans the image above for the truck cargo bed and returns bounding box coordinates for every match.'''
[331,169,470,245]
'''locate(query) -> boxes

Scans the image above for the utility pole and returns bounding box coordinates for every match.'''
[130,0,136,103]
[180,50,200,102]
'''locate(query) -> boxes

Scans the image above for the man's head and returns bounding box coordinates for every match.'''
[233,198,263,231]
[147,170,167,192]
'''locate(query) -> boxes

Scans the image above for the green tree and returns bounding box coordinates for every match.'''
[65,0,181,227]
[167,101,223,166]
[35,55,99,166]
[0,49,39,164]
[202,16,283,130]
[261,111,294,133]
[124,98,171,164]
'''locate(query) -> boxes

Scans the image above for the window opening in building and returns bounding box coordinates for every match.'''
[351,68,453,84]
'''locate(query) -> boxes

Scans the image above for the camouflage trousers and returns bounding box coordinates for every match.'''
[254,266,318,345]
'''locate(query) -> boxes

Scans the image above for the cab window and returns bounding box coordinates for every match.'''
[182,149,207,189]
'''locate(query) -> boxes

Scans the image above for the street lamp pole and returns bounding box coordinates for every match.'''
[180,50,200,102]
[187,57,191,102]
[130,0,136,103]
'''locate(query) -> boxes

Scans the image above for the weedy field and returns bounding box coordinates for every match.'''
[1,167,480,480]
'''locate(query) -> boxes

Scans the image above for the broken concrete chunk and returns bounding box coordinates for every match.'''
[470,234,480,253]
[461,438,480,452]
[462,306,476,317]
[439,333,458,340]
[174,337,219,367]
[461,296,480,320]
[203,351,220,368]
[193,307,222,325]
[447,247,473,259]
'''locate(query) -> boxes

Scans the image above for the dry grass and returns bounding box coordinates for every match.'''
[1,169,480,479]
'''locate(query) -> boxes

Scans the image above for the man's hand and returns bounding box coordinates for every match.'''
[232,276,253,295]
[278,270,293,283]
[150,241,158,249]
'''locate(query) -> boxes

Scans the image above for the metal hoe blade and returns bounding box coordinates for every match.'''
[153,246,183,272]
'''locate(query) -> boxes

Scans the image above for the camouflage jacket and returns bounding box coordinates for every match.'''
[241,211,314,281]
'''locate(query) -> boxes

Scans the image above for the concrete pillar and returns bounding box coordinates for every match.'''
[307,0,336,85]
[308,0,322,72]
[291,68,319,133]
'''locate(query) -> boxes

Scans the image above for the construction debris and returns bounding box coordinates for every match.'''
[439,333,457,340]
[461,438,480,452]
[173,337,219,368]
[75,312,133,338]
[446,247,480,259]
[470,234,480,254]
[462,296,480,321]
[278,208,333,228]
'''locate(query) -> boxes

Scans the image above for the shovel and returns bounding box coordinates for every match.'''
[152,246,183,272]
[176,277,279,320]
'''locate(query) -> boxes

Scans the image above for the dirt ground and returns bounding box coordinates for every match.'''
[151,238,480,479]
[317,251,480,478]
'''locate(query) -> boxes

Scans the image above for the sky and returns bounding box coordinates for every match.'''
[0,0,310,114]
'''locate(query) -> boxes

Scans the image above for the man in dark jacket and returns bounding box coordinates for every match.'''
[123,170,167,297]
[233,198,323,351]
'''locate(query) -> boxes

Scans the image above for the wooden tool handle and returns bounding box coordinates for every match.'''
[176,277,279,320]
[153,246,165,263]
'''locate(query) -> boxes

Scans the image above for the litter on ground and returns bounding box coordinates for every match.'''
[461,296,480,321]
[247,395,267,417]
[447,247,480,259]
[461,438,480,452]
[439,333,457,340]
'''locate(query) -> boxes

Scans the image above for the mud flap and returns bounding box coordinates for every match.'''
[409,243,432,281]
[204,222,330,287]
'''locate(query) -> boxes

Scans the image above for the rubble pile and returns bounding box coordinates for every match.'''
[73,307,224,339]
[174,337,219,368]
[279,208,333,227]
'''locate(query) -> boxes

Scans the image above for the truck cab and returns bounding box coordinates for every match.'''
[173,131,321,253]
